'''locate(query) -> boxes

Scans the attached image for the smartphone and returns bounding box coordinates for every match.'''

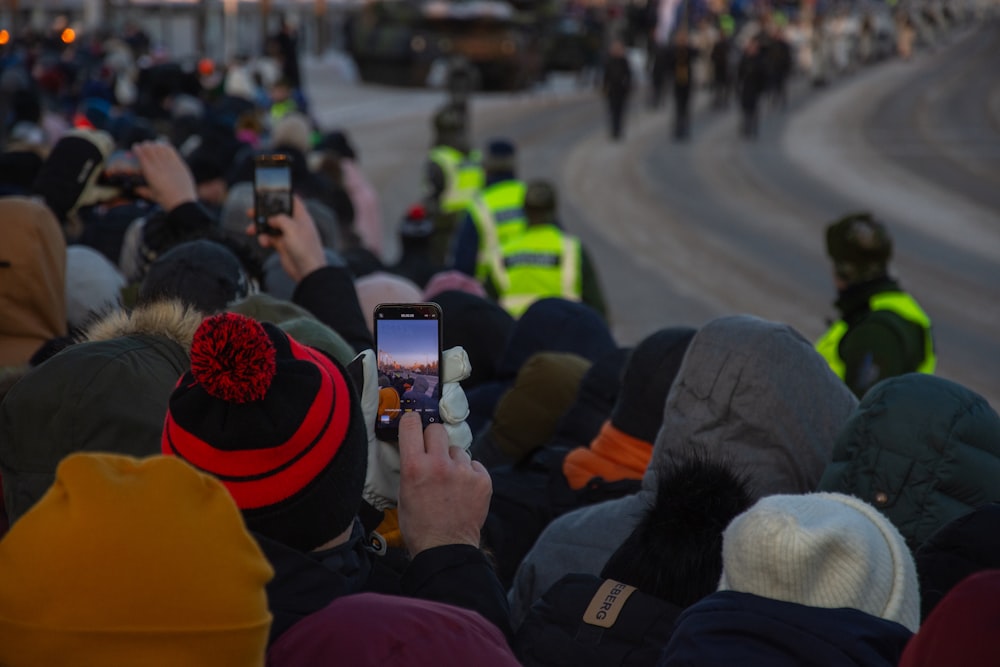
[253,154,292,235]
[373,302,443,441]
[98,150,147,193]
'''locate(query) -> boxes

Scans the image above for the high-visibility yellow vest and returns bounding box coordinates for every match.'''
[816,290,936,379]
[495,224,582,318]
[468,179,527,282]
[429,146,484,213]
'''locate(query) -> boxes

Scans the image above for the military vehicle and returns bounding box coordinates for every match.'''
[345,0,559,91]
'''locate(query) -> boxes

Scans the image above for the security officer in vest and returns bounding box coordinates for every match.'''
[486,180,607,320]
[424,103,485,264]
[449,138,527,282]
[815,213,935,398]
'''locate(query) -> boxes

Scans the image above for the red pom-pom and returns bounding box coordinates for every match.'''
[406,203,426,220]
[190,313,277,403]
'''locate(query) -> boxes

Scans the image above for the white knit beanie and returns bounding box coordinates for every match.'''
[718,492,920,632]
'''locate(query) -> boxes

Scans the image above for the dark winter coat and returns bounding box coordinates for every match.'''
[915,502,1000,621]
[516,574,682,667]
[818,373,1000,553]
[737,50,767,109]
[292,265,374,354]
[514,457,752,666]
[830,277,930,398]
[258,520,513,645]
[659,591,912,667]
[603,55,633,101]
[0,300,200,524]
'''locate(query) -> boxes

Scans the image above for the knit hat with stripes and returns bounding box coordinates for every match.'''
[162,312,367,552]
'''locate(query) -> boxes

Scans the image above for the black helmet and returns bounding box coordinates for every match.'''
[825,212,892,283]
[481,137,517,173]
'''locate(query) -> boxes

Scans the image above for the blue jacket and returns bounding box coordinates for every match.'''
[659,591,912,667]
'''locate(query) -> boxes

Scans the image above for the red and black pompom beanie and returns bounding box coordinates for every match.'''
[162,312,368,552]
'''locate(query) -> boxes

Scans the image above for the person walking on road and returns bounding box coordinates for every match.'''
[663,29,699,141]
[815,213,935,398]
[450,139,527,283]
[424,104,485,264]
[736,36,767,139]
[602,40,633,141]
[486,180,606,320]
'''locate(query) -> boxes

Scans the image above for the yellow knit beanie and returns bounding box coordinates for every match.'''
[0,453,273,667]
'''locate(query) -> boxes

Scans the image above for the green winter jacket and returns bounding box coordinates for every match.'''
[0,301,201,524]
[818,373,1000,553]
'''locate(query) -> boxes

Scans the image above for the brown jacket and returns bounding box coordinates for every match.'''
[0,198,67,368]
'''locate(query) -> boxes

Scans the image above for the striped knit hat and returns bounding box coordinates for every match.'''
[162,312,367,551]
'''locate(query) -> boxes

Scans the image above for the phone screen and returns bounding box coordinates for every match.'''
[254,157,292,231]
[374,303,443,440]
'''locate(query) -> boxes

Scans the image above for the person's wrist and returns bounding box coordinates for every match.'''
[162,195,197,213]
[406,529,481,556]
[293,253,328,283]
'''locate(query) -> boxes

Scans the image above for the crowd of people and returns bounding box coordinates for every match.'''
[600,4,974,141]
[0,8,998,667]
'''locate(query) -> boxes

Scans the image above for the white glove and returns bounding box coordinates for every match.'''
[356,346,472,511]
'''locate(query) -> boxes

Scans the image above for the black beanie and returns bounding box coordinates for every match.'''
[550,346,631,449]
[611,327,697,443]
[139,240,251,313]
[162,313,369,552]
[435,290,515,390]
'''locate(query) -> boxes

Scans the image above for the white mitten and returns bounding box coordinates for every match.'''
[357,346,473,510]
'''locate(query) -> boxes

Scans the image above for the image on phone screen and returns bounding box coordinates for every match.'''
[254,162,292,225]
[374,304,442,438]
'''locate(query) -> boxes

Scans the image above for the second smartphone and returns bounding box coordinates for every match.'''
[373,302,443,441]
[253,153,293,235]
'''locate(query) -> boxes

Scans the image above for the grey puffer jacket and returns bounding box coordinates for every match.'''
[508,314,858,628]
[818,373,1000,553]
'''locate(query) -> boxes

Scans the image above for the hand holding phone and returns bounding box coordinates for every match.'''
[254,154,292,236]
[374,303,444,442]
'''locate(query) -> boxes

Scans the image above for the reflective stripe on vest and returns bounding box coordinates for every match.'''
[816,290,936,378]
[429,146,483,213]
[469,180,527,282]
[497,225,582,318]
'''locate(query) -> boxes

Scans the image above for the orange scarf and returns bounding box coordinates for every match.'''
[562,421,653,490]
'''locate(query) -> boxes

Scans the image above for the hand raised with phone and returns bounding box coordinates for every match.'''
[354,345,472,512]
[397,412,491,555]
[246,193,327,283]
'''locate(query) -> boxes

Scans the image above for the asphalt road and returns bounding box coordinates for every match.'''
[306,20,1000,408]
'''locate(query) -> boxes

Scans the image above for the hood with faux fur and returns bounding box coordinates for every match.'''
[0,197,67,368]
[0,301,203,524]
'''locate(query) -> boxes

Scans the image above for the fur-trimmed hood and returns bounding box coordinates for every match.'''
[0,300,201,525]
[83,299,204,353]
